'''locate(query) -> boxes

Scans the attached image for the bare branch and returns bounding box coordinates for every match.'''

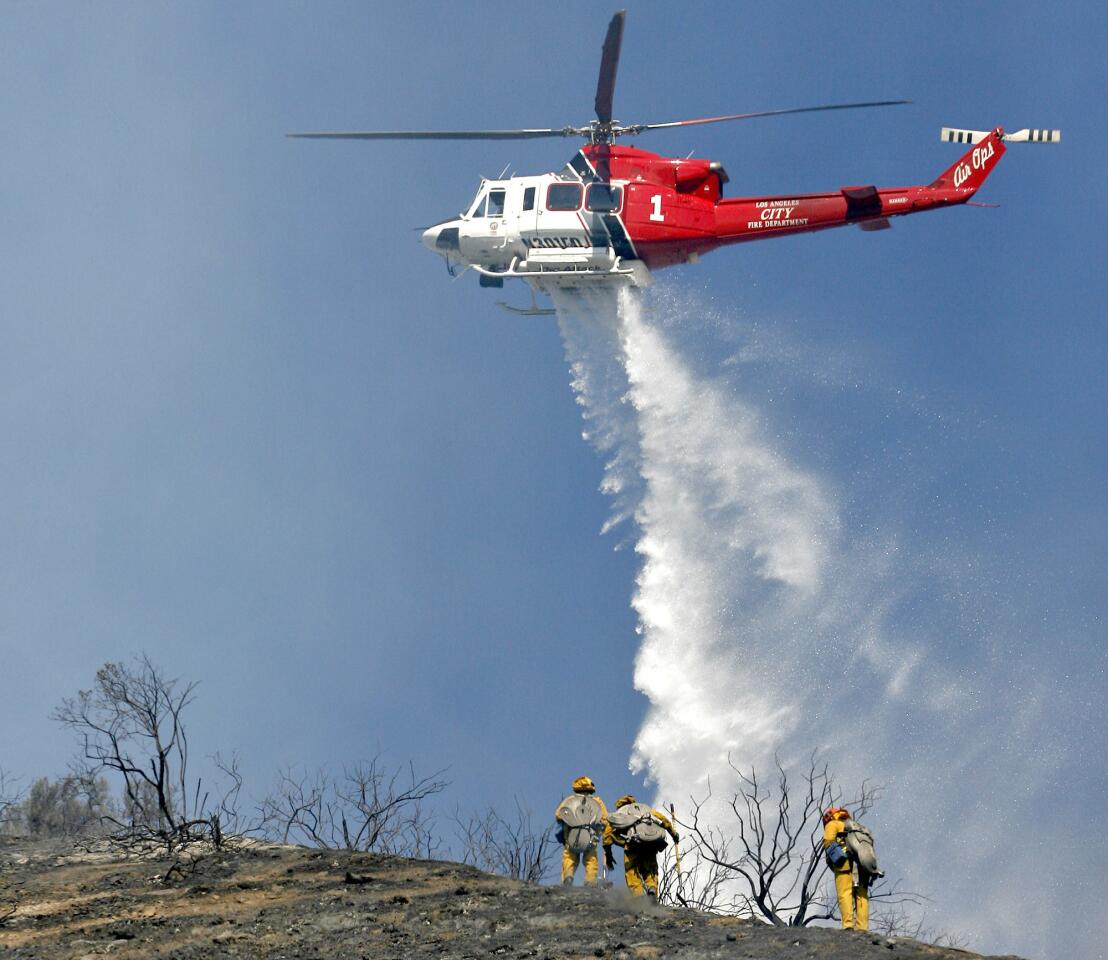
[254,758,448,857]
[0,768,24,831]
[871,899,967,947]
[452,798,555,883]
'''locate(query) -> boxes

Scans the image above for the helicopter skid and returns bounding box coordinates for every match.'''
[472,256,651,289]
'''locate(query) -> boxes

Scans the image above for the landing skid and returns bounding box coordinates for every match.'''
[497,290,556,317]
[473,257,652,290]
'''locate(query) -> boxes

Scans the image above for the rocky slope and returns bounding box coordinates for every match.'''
[0,838,1023,960]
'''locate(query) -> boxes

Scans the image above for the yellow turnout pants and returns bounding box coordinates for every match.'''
[561,844,598,885]
[623,847,659,896]
[834,869,869,930]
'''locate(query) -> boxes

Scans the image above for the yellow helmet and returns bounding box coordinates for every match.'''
[616,794,636,808]
[572,776,596,794]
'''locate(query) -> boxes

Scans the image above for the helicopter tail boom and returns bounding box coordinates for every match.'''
[666,126,1030,261]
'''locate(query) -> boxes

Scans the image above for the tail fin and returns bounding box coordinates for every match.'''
[930,127,1006,193]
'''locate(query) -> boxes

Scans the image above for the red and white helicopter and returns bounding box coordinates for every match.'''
[292,11,1058,314]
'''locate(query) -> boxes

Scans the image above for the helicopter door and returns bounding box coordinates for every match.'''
[529,181,589,252]
[459,186,510,266]
[517,184,539,239]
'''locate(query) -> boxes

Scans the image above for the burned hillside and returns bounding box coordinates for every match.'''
[0,837,1026,960]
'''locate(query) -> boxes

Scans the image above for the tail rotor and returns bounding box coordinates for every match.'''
[941,126,1061,144]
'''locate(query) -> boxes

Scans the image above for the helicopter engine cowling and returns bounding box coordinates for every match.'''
[673,159,714,190]
[672,159,727,201]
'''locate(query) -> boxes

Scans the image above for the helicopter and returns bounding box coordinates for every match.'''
[291,11,1058,314]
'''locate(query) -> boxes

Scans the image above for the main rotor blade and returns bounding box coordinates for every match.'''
[594,10,626,124]
[628,99,911,134]
[287,128,578,142]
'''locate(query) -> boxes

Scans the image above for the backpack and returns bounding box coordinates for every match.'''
[825,840,849,870]
[843,820,883,877]
[606,802,667,852]
[556,794,604,854]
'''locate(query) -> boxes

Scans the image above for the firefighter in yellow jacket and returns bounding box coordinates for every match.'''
[604,794,679,897]
[554,776,609,886]
[823,807,869,930]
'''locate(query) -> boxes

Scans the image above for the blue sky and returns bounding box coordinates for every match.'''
[1,3,1104,957]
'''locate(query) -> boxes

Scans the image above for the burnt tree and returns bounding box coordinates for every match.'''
[677,753,919,927]
[53,656,232,847]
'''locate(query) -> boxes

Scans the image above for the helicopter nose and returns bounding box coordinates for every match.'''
[421,221,461,254]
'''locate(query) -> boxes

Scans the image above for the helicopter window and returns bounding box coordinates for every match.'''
[586,183,623,213]
[523,187,536,211]
[470,192,488,217]
[487,190,505,217]
[546,182,583,211]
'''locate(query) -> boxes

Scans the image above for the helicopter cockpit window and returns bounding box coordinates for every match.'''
[586,183,623,213]
[546,182,583,211]
[523,187,536,211]
[470,189,505,218]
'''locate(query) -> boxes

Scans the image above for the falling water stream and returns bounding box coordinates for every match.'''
[548,280,1067,957]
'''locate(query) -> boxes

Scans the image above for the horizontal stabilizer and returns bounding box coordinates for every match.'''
[858,218,891,232]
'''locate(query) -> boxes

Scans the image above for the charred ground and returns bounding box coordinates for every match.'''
[0,838,1023,960]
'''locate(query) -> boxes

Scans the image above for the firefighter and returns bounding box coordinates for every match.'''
[823,806,869,930]
[605,794,678,897]
[554,776,609,886]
